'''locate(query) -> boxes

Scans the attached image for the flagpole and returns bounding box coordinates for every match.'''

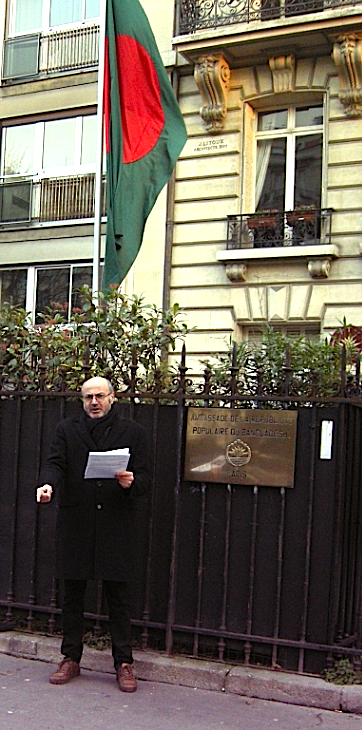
[92,0,107,298]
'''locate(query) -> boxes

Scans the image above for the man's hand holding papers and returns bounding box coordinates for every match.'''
[84,448,130,480]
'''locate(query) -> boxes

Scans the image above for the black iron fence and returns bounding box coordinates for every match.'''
[227,209,333,249]
[176,0,359,34]
[1,346,362,675]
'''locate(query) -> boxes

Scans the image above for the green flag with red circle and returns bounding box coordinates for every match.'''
[104,0,187,288]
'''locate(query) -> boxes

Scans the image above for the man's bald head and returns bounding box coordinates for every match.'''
[81,377,114,418]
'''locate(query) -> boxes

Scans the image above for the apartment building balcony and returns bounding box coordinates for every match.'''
[217,208,338,280]
[0,174,106,226]
[174,0,362,64]
[3,23,99,82]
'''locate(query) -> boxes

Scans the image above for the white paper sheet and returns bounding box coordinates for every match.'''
[84,448,130,479]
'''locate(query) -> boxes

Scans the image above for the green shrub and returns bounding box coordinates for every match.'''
[0,285,190,390]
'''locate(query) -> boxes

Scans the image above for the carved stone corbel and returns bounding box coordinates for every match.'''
[332,35,362,117]
[194,54,230,133]
[269,55,295,94]
[225,263,248,282]
[307,259,331,279]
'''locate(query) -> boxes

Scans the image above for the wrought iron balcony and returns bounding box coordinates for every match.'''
[227,208,333,249]
[176,0,359,34]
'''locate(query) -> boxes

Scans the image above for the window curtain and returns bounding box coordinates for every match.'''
[50,0,82,26]
[255,112,277,209]
[14,0,42,33]
[255,140,272,209]
[85,0,100,19]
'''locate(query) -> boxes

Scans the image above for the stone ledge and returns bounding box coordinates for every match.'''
[1,632,362,713]
[225,664,343,711]
[217,244,339,263]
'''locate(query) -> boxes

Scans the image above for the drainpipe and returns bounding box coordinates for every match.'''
[162,69,180,312]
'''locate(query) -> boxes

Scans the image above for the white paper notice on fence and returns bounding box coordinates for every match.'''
[84,449,130,479]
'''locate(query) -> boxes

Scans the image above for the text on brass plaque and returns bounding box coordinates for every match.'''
[184,408,298,487]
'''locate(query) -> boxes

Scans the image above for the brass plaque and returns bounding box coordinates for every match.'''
[184,408,298,488]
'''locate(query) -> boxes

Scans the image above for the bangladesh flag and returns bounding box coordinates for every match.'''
[104,0,187,288]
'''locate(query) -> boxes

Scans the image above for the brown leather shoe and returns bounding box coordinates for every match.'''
[116,663,137,692]
[49,658,80,685]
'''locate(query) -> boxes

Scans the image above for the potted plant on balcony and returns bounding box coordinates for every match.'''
[286,205,317,226]
[246,209,282,247]
[286,205,319,245]
[247,209,279,229]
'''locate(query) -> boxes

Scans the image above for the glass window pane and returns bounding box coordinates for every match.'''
[294,134,322,208]
[3,36,39,80]
[0,270,27,308]
[256,138,286,210]
[50,0,82,26]
[71,266,92,311]
[0,181,32,222]
[35,268,70,323]
[296,106,323,127]
[14,0,42,33]
[43,119,76,168]
[85,0,100,18]
[3,125,36,175]
[81,116,97,165]
[257,110,288,132]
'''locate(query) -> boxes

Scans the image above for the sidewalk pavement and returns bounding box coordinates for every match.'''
[0,631,361,715]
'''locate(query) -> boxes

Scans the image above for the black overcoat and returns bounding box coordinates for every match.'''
[38,407,150,581]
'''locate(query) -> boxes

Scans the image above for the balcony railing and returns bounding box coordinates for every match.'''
[226,208,333,249]
[0,174,106,225]
[177,0,357,34]
[3,24,99,81]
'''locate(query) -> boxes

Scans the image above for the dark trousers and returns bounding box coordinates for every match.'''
[61,580,133,669]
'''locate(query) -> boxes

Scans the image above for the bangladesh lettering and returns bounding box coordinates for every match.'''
[192,426,288,438]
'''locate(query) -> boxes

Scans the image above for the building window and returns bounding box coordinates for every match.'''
[255,105,323,212]
[242,323,321,343]
[0,264,93,321]
[0,269,27,308]
[1,114,97,178]
[0,114,100,223]
[34,264,92,323]
[10,0,100,35]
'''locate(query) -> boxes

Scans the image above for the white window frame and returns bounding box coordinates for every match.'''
[8,0,100,37]
[255,105,324,212]
[1,114,97,179]
[0,263,95,322]
[34,263,93,322]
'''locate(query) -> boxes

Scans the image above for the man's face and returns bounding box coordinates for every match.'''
[82,378,115,419]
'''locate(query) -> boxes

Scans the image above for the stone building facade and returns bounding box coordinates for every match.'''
[172,1,362,369]
[0,1,361,371]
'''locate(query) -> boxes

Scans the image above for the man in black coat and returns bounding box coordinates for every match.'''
[36,376,150,692]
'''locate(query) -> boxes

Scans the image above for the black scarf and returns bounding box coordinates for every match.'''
[82,403,118,450]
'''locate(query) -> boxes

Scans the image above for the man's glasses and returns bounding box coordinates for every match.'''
[83,393,112,402]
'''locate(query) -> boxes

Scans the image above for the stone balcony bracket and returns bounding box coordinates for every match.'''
[218,245,338,282]
[332,34,362,117]
[269,54,295,94]
[307,258,331,279]
[225,263,248,282]
[194,54,231,133]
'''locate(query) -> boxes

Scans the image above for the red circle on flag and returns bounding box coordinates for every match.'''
[114,35,165,163]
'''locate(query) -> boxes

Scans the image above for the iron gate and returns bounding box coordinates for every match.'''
[0,347,362,675]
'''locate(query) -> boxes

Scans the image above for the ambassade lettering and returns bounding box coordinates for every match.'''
[190,411,294,425]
